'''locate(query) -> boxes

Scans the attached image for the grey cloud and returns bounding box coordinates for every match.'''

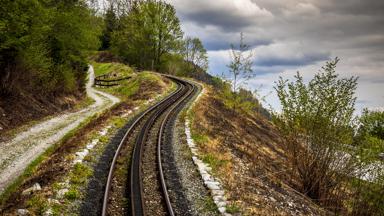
[204,38,272,51]
[254,52,330,67]
[179,10,255,31]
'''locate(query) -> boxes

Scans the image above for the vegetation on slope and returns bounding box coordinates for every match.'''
[0,0,102,130]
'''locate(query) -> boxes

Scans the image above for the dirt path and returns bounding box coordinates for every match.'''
[0,65,120,194]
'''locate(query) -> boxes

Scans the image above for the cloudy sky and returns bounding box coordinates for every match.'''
[165,0,384,113]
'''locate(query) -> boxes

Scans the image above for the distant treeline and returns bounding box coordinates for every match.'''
[0,0,101,96]
[101,0,209,77]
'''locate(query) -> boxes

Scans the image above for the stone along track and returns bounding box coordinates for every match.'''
[102,76,197,216]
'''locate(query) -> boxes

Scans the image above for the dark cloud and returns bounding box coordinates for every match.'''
[204,38,272,51]
[179,11,255,31]
[317,0,384,16]
[255,52,330,67]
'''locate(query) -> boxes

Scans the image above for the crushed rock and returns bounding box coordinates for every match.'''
[21,183,41,195]
[16,209,29,216]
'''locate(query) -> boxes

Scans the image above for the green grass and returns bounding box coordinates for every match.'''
[226,203,241,214]
[92,62,166,99]
[92,62,134,77]
[202,196,219,213]
[64,188,80,200]
[69,163,92,185]
[26,194,48,214]
[202,153,229,171]
[191,132,210,145]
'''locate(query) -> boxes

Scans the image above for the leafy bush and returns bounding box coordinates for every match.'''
[273,58,359,211]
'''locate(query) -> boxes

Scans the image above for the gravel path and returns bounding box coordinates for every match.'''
[0,65,120,194]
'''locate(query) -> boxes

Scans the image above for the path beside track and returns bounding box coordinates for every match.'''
[0,65,120,193]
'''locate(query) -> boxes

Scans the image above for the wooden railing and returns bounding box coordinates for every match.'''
[94,73,131,87]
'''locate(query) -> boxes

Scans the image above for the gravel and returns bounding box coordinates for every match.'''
[163,84,219,216]
[0,65,120,194]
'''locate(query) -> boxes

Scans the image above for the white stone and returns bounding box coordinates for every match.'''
[217,201,227,207]
[201,174,211,181]
[218,207,226,214]
[22,183,41,195]
[212,189,225,196]
[43,208,53,216]
[48,198,60,205]
[56,188,69,199]
[87,139,98,149]
[206,182,220,190]
[17,209,29,216]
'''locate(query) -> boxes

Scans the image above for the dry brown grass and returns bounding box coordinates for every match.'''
[190,86,326,215]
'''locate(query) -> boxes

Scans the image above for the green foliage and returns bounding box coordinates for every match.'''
[273,57,359,209]
[112,0,183,70]
[223,32,256,112]
[64,188,80,200]
[227,32,255,92]
[359,109,384,140]
[0,0,102,95]
[100,5,118,50]
[349,109,384,215]
[350,175,384,216]
[70,163,92,185]
[181,37,208,73]
[226,203,241,213]
[26,194,48,214]
[191,133,210,145]
[202,153,229,171]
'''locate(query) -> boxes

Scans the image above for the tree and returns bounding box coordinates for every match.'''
[100,4,118,50]
[273,57,359,211]
[224,32,255,111]
[227,32,255,93]
[182,37,208,73]
[112,0,183,70]
[0,0,101,95]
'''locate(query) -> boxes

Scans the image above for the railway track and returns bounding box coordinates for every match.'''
[102,76,197,216]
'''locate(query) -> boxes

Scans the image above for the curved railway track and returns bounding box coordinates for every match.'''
[102,76,197,216]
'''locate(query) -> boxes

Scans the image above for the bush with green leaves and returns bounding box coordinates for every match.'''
[350,109,384,215]
[273,57,359,211]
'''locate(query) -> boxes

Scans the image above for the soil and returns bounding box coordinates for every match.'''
[0,90,82,135]
[191,87,324,215]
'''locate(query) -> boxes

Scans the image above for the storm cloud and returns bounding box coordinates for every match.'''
[165,0,384,112]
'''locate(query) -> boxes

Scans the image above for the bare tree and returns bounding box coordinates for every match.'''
[227,32,255,93]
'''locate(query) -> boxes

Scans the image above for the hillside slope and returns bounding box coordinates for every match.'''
[188,86,324,215]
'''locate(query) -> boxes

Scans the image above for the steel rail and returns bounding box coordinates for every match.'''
[157,79,196,216]
[101,80,183,216]
[130,82,188,216]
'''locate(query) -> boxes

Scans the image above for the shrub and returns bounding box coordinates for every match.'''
[273,58,359,212]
